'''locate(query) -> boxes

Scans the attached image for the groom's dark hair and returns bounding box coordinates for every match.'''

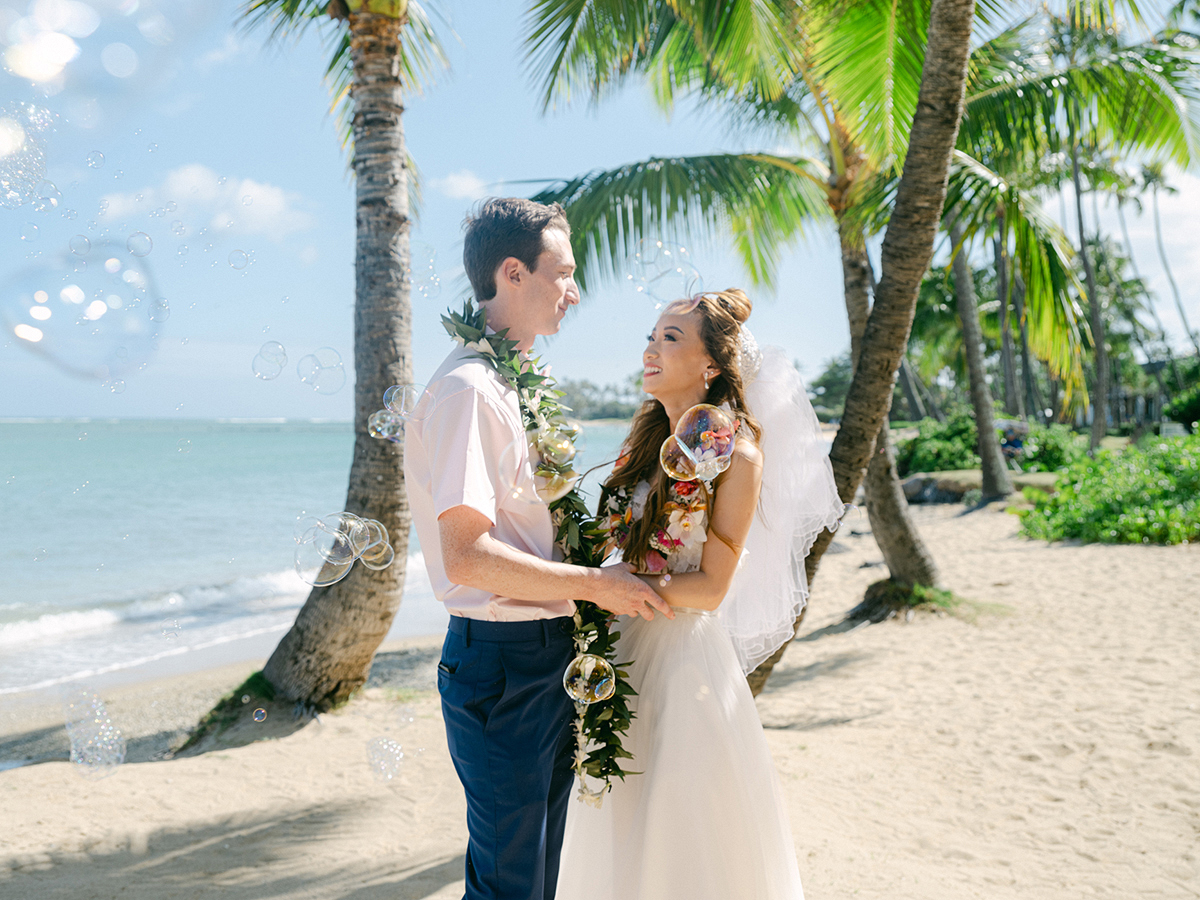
[463,198,571,302]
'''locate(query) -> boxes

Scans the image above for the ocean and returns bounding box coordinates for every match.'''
[0,419,629,697]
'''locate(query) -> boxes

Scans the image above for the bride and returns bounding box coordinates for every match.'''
[555,289,843,900]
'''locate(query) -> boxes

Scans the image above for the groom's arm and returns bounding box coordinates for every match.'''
[440,506,672,621]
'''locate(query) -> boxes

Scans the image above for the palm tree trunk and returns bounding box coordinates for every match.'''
[263,11,414,710]
[995,227,1022,417]
[1068,115,1109,453]
[897,356,927,420]
[1119,200,1185,390]
[841,227,939,589]
[747,0,976,696]
[950,219,1011,498]
[1011,271,1044,423]
[1151,186,1200,359]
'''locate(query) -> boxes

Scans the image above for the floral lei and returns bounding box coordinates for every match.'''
[441,301,635,806]
[601,457,710,576]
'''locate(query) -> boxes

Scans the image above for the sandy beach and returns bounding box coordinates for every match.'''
[2,504,1198,899]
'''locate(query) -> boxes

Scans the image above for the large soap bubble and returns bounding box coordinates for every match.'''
[563,654,616,704]
[0,102,54,210]
[297,347,346,395]
[370,384,433,444]
[62,688,126,780]
[407,242,441,300]
[1,239,160,380]
[252,341,287,380]
[660,403,736,483]
[626,240,703,307]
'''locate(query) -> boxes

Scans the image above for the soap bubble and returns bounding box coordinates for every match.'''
[127,232,152,257]
[407,241,441,300]
[0,102,53,209]
[533,426,579,469]
[20,222,38,242]
[382,383,432,421]
[148,298,170,323]
[33,548,48,561]
[626,240,703,307]
[671,403,736,482]
[321,512,371,559]
[170,220,185,236]
[659,434,697,481]
[33,180,61,212]
[253,708,267,722]
[160,617,180,640]
[294,532,354,587]
[397,705,416,727]
[62,688,126,779]
[297,347,346,395]
[563,654,616,704]
[241,195,252,206]
[69,235,90,256]
[359,539,395,571]
[0,240,159,380]
[367,736,404,781]
[86,150,104,169]
[368,409,404,442]
[228,250,248,270]
[252,341,287,380]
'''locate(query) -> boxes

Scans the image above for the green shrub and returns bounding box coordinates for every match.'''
[1021,423,1087,472]
[1164,384,1200,432]
[1019,435,1200,545]
[895,410,980,476]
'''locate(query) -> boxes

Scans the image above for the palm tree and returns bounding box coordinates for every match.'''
[1142,161,1200,359]
[525,0,986,691]
[240,0,447,709]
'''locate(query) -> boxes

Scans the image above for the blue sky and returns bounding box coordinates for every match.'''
[2,0,1198,420]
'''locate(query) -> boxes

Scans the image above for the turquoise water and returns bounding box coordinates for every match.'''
[0,419,629,695]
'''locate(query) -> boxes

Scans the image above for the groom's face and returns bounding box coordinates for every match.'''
[518,227,579,336]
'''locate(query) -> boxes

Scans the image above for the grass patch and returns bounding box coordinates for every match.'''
[177,670,275,753]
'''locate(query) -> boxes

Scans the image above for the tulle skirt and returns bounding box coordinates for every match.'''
[555,607,805,900]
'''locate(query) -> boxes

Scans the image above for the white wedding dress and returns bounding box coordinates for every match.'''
[555,507,805,900]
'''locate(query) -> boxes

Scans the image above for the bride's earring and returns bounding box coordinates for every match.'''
[703,371,712,390]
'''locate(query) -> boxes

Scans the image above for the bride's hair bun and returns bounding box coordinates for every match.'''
[717,288,753,326]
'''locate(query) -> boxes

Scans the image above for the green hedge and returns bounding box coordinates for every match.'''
[895,413,1086,476]
[1019,435,1200,545]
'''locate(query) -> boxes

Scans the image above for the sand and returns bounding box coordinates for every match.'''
[1,504,1198,899]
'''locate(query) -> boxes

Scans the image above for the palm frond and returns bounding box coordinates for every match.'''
[528,153,831,291]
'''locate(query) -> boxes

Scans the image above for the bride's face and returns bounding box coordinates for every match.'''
[642,311,715,401]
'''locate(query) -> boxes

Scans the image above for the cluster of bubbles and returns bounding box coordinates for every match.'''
[297,347,346,395]
[660,404,737,483]
[406,242,441,301]
[0,102,55,209]
[63,688,126,779]
[293,511,395,587]
[563,654,616,705]
[0,239,161,380]
[252,341,288,380]
[626,240,703,307]
[368,383,433,443]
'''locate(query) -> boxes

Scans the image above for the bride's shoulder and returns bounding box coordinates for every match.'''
[731,435,763,470]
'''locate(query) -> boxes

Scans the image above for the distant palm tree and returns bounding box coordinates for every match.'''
[1142,161,1200,359]
[241,0,447,709]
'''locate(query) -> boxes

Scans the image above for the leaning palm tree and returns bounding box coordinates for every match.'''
[525,0,982,689]
[1142,161,1200,358]
[240,0,447,709]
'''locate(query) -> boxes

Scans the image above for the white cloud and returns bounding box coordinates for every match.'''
[432,169,491,201]
[100,163,318,243]
[195,32,245,72]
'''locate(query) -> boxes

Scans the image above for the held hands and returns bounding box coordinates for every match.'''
[590,563,675,621]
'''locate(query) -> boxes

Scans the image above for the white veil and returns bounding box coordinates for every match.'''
[719,340,845,675]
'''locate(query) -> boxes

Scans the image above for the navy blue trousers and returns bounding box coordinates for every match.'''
[438,615,577,900]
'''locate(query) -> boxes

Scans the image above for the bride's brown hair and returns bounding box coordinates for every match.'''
[600,289,762,570]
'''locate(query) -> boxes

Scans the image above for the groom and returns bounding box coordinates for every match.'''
[404,197,670,900]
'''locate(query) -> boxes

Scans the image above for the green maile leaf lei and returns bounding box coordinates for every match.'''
[441,301,637,805]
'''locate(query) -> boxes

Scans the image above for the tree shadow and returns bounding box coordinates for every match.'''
[1,798,466,900]
[760,651,867,692]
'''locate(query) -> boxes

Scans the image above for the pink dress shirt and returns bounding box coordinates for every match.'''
[403,343,576,622]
